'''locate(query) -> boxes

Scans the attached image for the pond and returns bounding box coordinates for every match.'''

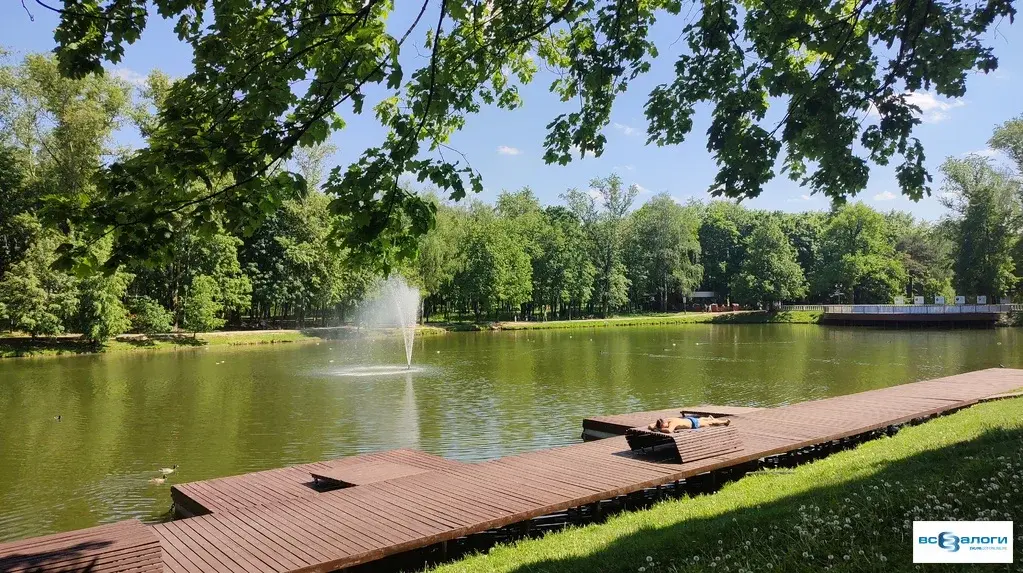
[1,324,1020,541]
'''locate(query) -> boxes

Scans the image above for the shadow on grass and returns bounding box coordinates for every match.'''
[165,335,206,347]
[119,336,158,348]
[0,336,101,357]
[492,426,1021,573]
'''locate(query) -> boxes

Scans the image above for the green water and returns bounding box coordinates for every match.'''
[1,324,1021,542]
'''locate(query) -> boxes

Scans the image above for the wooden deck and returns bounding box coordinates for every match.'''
[172,449,465,517]
[0,519,161,573]
[4,368,1022,573]
[582,403,762,439]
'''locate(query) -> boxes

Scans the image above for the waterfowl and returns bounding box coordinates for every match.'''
[149,476,167,485]
[53,415,61,422]
[159,465,178,475]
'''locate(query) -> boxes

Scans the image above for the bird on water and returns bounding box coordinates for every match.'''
[160,465,179,475]
[149,475,167,485]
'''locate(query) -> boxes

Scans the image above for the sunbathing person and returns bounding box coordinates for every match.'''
[648,415,730,433]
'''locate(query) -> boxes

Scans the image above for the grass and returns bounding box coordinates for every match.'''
[0,324,449,359]
[432,396,1023,573]
[492,310,822,330]
[0,312,823,358]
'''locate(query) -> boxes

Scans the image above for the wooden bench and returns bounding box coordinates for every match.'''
[625,425,743,463]
[310,460,433,487]
[0,519,161,573]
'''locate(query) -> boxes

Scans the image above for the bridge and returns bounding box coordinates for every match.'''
[782,304,1019,326]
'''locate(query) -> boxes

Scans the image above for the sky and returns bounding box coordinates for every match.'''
[2,2,1021,221]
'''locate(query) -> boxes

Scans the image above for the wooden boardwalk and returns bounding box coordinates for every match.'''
[172,449,464,517]
[0,520,161,573]
[4,368,1022,573]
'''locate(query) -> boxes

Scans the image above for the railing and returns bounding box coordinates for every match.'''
[790,304,1016,315]
[779,305,826,312]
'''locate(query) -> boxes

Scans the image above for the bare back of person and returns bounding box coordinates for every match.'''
[648,415,730,433]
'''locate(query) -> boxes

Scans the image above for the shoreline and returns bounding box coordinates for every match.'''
[432,395,1023,573]
[1,311,821,359]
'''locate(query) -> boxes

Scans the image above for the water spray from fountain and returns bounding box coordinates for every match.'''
[382,276,420,369]
[337,275,422,377]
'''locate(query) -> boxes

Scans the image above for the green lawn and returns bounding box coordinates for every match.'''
[0,325,448,358]
[492,310,822,330]
[432,397,1023,573]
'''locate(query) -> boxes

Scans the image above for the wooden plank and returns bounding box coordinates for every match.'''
[0,520,160,573]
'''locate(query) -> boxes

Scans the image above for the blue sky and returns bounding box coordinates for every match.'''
[3,2,1021,220]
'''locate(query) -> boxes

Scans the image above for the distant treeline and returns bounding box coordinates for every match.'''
[409,163,1019,322]
[1,53,1022,341]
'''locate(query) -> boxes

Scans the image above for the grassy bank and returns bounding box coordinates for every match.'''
[0,312,823,358]
[433,396,1023,573]
[492,310,822,330]
[0,325,448,359]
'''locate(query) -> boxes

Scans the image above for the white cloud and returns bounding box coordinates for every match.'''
[586,187,602,200]
[612,122,640,136]
[633,183,650,195]
[873,191,897,202]
[108,66,147,87]
[614,164,635,172]
[786,193,817,203]
[497,145,521,156]
[966,148,1000,159]
[905,91,965,123]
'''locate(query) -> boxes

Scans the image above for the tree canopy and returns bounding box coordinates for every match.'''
[39,0,1017,269]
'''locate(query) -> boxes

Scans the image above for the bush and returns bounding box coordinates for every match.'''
[182,275,225,335]
[128,296,174,334]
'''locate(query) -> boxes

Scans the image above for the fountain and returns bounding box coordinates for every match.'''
[381,276,420,369]
[332,275,423,377]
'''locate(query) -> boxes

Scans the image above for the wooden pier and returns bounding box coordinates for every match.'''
[2,368,1022,572]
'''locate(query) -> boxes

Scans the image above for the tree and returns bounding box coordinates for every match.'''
[730,218,807,307]
[0,217,78,337]
[77,270,133,343]
[0,145,34,280]
[0,53,133,275]
[779,211,826,295]
[45,1,1014,269]
[989,115,1023,172]
[626,193,702,311]
[132,228,251,326]
[532,206,594,320]
[697,201,748,302]
[887,213,955,300]
[495,188,544,317]
[415,198,463,321]
[182,275,225,335]
[451,203,531,320]
[565,174,636,316]
[817,203,907,303]
[940,157,1020,299]
[128,296,174,334]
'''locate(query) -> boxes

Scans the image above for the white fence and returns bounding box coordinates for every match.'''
[779,304,1018,314]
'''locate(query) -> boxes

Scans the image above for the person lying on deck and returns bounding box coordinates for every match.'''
[648,415,730,433]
